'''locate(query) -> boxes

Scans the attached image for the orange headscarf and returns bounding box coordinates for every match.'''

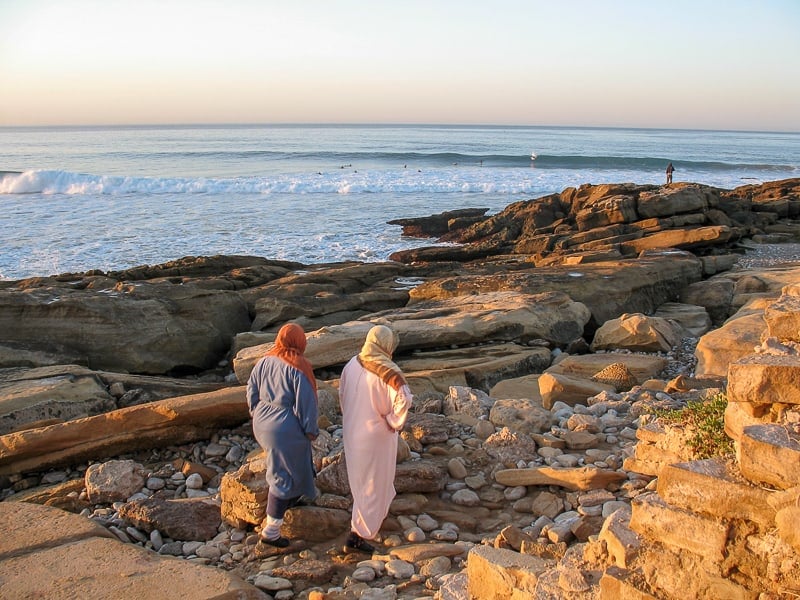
[266,323,317,395]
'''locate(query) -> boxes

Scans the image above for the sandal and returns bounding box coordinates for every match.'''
[257,535,290,548]
[344,532,375,554]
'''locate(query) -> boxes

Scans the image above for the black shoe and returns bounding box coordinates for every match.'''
[258,535,290,548]
[344,533,375,554]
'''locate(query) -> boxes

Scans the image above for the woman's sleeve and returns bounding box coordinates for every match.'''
[246,367,259,416]
[296,372,320,437]
[385,384,412,431]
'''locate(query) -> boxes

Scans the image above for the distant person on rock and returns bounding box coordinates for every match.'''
[339,325,413,554]
[666,162,675,184]
[247,323,319,548]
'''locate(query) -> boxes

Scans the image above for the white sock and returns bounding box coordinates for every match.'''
[262,516,283,540]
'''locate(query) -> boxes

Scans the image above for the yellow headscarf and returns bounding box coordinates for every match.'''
[357,325,407,391]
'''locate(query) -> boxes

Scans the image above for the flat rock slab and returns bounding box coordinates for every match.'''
[0,386,249,476]
[387,542,468,563]
[545,354,668,384]
[728,354,800,405]
[657,459,776,528]
[739,424,800,490]
[0,502,267,599]
[494,466,627,491]
[630,492,730,563]
[0,500,115,560]
[467,544,554,599]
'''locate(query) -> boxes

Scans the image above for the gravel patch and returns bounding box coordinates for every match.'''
[732,242,800,270]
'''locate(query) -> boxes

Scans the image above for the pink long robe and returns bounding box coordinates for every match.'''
[339,355,412,540]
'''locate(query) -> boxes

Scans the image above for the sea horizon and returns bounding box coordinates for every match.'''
[2,122,799,135]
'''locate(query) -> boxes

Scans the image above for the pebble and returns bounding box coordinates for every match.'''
[253,575,293,591]
[185,473,204,489]
[352,566,377,582]
[416,514,438,531]
[447,458,468,479]
[385,559,416,579]
[405,527,425,542]
[450,489,481,507]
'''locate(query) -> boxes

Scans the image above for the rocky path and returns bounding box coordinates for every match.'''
[1,341,706,599]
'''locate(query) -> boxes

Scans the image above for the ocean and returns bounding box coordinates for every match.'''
[1,124,798,281]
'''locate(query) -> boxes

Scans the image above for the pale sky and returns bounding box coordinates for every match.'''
[1,0,798,131]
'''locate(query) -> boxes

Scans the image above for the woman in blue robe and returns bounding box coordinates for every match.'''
[246,323,319,547]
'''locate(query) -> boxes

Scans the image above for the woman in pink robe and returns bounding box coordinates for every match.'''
[339,324,412,554]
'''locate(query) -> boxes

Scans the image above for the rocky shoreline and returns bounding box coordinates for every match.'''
[1,178,799,599]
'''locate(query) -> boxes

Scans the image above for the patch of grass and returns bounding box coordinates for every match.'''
[654,392,735,459]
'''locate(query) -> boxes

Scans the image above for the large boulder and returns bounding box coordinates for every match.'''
[0,280,250,374]
[694,310,767,377]
[590,313,685,353]
[636,185,716,219]
[0,366,116,435]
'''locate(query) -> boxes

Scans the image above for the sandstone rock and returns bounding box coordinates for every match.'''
[405,413,458,445]
[488,373,543,402]
[219,457,268,527]
[85,459,146,504]
[315,453,447,496]
[694,312,766,377]
[598,507,640,569]
[466,545,555,599]
[776,506,800,553]
[0,366,116,435]
[402,343,552,395]
[282,506,352,542]
[483,427,538,465]
[0,387,249,476]
[234,290,589,382]
[657,459,776,528]
[630,492,730,562]
[636,185,713,219]
[2,477,89,513]
[590,313,684,353]
[680,277,736,326]
[652,302,712,338]
[727,354,800,406]
[621,227,734,254]
[723,399,786,442]
[544,354,668,386]
[118,497,222,541]
[488,398,554,436]
[494,466,627,491]
[271,557,338,585]
[248,262,410,330]
[738,424,800,490]
[388,208,490,237]
[0,280,250,374]
[599,567,658,599]
[538,372,615,409]
[408,252,703,327]
[575,195,638,231]
[0,498,267,598]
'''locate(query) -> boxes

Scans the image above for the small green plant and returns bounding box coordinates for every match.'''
[654,392,735,459]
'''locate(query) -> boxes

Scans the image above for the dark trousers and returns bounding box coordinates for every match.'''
[266,492,302,519]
